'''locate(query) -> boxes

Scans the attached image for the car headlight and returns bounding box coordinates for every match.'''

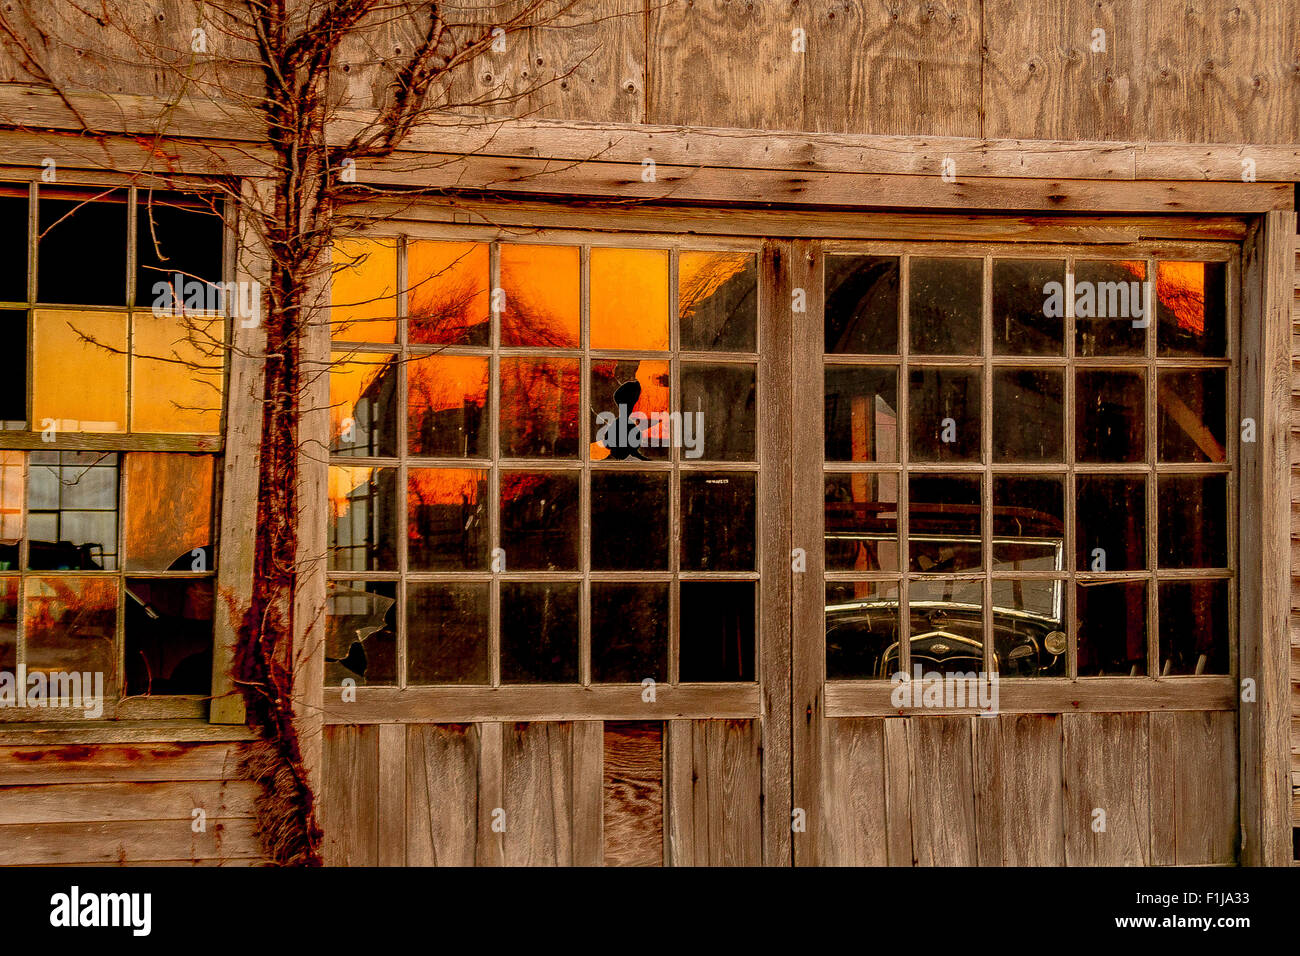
[1044,630,1067,656]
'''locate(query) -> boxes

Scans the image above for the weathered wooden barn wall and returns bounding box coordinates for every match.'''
[0,728,266,866]
[1,1,1296,143]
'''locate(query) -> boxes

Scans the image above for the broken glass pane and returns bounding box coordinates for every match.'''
[38,189,127,306]
[124,578,214,695]
[325,580,397,686]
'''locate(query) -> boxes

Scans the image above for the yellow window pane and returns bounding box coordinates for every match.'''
[407,240,490,345]
[130,312,224,434]
[332,238,398,343]
[124,453,215,571]
[590,248,669,350]
[500,244,579,347]
[33,309,128,433]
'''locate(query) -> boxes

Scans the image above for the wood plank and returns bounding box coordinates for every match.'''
[882,718,913,866]
[973,714,1065,865]
[376,723,405,866]
[707,719,762,866]
[826,676,1237,716]
[319,725,378,867]
[502,721,574,866]
[0,741,248,786]
[405,723,479,867]
[906,717,978,866]
[758,239,793,867]
[571,720,604,866]
[1062,713,1150,865]
[0,819,262,866]
[1148,712,1179,866]
[664,720,694,866]
[476,721,504,866]
[356,152,1294,213]
[601,721,662,867]
[0,721,254,747]
[1170,711,1239,865]
[822,718,887,866]
[0,780,259,825]
[322,683,761,723]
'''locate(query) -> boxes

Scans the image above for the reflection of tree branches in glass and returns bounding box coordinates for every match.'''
[679,252,755,350]
[25,577,117,668]
[409,272,485,344]
[501,357,579,456]
[501,274,577,347]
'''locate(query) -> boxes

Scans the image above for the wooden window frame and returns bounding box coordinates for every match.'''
[0,178,233,723]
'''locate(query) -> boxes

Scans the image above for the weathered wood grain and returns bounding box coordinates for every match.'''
[405,723,480,867]
[571,720,604,866]
[602,721,662,867]
[882,718,914,866]
[906,717,978,866]
[973,714,1065,866]
[822,718,887,866]
[1062,713,1150,866]
[0,780,258,825]
[0,818,263,866]
[503,721,574,866]
[320,725,379,866]
[0,742,247,786]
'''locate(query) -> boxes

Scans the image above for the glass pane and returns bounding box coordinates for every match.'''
[0,451,22,570]
[909,367,980,462]
[136,191,223,306]
[591,471,668,570]
[0,310,26,426]
[991,579,1066,677]
[909,257,981,355]
[1156,261,1226,357]
[330,352,398,458]
[590,247,669,350]
[124,453,214,571]
[499,471,579,571]
[1157,369,1226,463]
[406,582,488,684]
[328,465,398,571]
[331,238,398,343]
[407,355,489,458]
[590,581,668,683]
[824,366,898,463]
[407,468,487,570]
[825,580,900,680]
[407,240,489,346]
[38,191,127,306]
[500,356,579,458]
[590,359,670,461]
[500,243,579,348]
[680,581,755,682]
[681,472,755,571]
[24,575,118,691]
[124,578,213,695]
[27,452,119,571]
[0,576,15,673]
[825,255,898,354]
[992,368,1063,462]
[325,581,396,686]
[1076,369,1145,462]
[825,472,899,572]
[908,579,984,676]
[1074,260,1147,355]
[993,258,1065,355]
[1158,580,1228,675]
[1158,474,1227,569]
[501,582,579,683]
[130,312,224,434]
[992,476,1064,570]
[0,188,27,303]
[679,363,755,461]
[33,309,127,432]
[1076,475,1145,571]
[1076,580,1147,677]
[908,475,981,572]
[679,251,757,351]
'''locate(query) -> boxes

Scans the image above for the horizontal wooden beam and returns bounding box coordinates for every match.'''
[322,684,761,723]
[825,676,1237,717]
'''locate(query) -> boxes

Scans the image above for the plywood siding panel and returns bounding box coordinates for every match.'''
[907,717,978,866]
[320,725,379,867]
[804,0,982,137]
[602,722,663,867]
[823,718,888,866]
[405,723,480,867]
[1062,713,1150,865]
[973,714,1066,866]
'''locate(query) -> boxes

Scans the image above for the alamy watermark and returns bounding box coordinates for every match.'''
[1043,277,1152,327]
[0,667,104,718]
[594,410,705,459]
[889,666,1000,715]
[152,272,261,328]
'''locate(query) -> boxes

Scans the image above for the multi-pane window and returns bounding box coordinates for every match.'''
[0,184,226,713]
[822,251,1233,681]
[326,237,760,687]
